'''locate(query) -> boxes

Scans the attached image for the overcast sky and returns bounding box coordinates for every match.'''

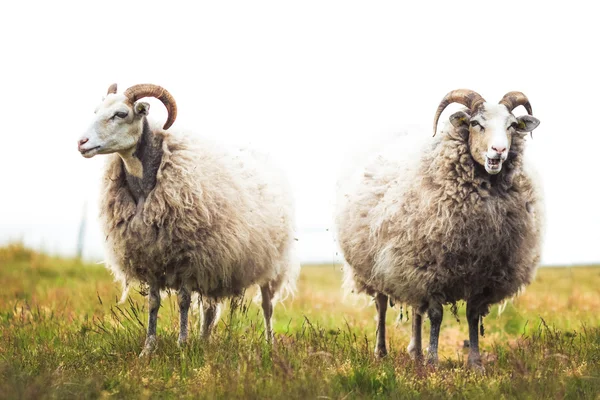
[0,1,598,265]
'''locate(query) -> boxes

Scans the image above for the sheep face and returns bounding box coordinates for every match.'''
[449,103,539,175]
[78,94,150,158]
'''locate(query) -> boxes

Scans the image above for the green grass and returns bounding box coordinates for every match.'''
[1,243,600,399]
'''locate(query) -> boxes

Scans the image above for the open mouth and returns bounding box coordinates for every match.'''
[80,146,101,157]
[485,156,503,174]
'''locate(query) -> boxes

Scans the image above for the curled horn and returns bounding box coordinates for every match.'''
[432,89,486,136]
[106,83,118,95]
[123,84,178,130]
[499,91,533,115]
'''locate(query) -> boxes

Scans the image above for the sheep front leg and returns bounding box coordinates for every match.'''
[407,308,423,361]
[374,292,388,357]
[139,284,161,357]
[177,286,191,347]
[260,284,275,344]
[427,303,443,365]
[200,299,221,339]
[466,300,484,372]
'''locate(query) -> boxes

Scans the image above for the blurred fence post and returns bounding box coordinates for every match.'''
[76,201,88,260]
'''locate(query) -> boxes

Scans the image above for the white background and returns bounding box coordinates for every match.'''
[0,1,598,265]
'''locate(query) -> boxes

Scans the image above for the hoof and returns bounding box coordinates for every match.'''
[467,358,485,374]
[139,347,154,358]
[375,346,388,358]
[139,336,157,358]
[200,329,213,341]
[407,345,423,362]
[408,351,423,362]
[264,330,275,346]
[426,346,439,366]
[426,356,439,367]
[177,337,187,348]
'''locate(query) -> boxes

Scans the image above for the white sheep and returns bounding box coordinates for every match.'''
[335,89,544,370]
[78,83,299,356]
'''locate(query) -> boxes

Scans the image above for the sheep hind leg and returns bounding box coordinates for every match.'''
[466,300,485,373]
[374,292,388,358]
[426,303,443,366]
[407,308,423,362]
[200,299,222,339]
[260,284,275,344]
[177,286,191,347]
[139,284,161,357]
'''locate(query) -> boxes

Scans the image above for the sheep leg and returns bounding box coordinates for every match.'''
[466,301,484,372]
[260,284,275,344]
[407,308,423,361]
[177,287,191,347]
[427,303,443,365]
[139,284,161,357]
[200,299,221,339]
[374,292,388,357]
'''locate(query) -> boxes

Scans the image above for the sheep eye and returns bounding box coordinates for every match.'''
[470,120,480,128]
[114,111,128,119]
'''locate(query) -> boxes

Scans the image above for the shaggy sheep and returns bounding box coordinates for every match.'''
[78,83,299,356]
[335,89,543,370]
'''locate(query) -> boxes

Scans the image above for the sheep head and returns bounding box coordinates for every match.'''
[433,89,540,175]
[78,83,177,158]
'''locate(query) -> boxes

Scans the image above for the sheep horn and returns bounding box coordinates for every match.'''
[432,89,486,136]
[123,84,178,130]
[498,91,533,115]
[106,83,118,95]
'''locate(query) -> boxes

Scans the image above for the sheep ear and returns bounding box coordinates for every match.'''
[134,101,150,116]
[449,111,470,128]
[516,115,540,133]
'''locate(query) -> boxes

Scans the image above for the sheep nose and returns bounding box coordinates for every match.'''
[78,138,89,149]
[492,145,506,154]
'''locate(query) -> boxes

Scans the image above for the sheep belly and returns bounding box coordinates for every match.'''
[342,190,540,307]
[104,212,285,296]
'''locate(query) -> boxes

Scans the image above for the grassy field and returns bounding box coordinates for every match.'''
[1,243,600,399]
